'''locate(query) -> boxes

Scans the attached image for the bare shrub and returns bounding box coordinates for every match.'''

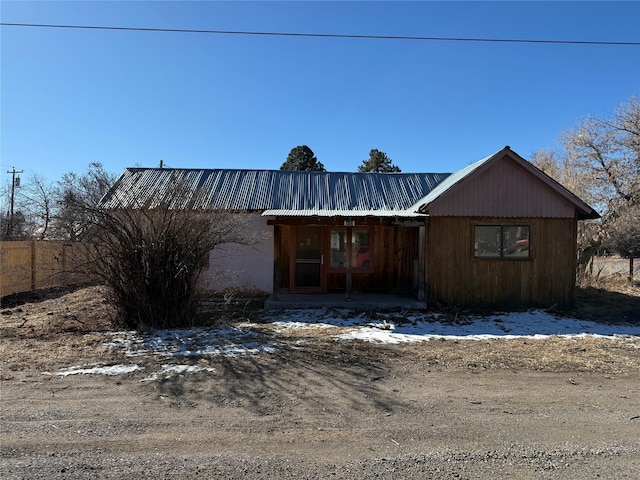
[79,178,253,330]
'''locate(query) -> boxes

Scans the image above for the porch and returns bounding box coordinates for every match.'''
[264,292,427,310]
[270,218,426,300]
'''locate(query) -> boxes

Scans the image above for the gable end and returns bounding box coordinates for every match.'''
[424,151,595,218]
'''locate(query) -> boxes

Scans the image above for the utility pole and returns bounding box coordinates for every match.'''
[6,167,23,239]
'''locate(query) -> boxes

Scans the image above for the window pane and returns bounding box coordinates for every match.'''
[503,226,530,258]
[330,229,347,268]
[296,226,321,260]
[351,229,371,268]
[475,226,501,258]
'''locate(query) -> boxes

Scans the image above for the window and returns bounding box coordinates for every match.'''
[330,228,371,269]
[351,229,370,268]
[474,225,530,259]
[330,229,348,268]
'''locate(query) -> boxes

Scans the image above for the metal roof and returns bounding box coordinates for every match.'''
[100,168,451,215]
[261,209,426,218]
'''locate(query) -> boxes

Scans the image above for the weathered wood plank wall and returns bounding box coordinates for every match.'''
[425,217,577,308]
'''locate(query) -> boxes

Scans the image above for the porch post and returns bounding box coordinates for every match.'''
[346,226,352,300]
[418,225,425,302]
[272,224,280,301]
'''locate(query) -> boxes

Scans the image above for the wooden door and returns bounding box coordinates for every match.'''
[292,225,324,291]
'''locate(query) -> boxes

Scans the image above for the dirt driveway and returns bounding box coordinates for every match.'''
[1,287,639,479]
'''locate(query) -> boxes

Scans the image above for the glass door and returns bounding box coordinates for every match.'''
[294,226,323,290]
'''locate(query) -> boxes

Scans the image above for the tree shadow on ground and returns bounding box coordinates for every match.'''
[574,280,640,323]
[0,283,94,309]
[152,339,409,419]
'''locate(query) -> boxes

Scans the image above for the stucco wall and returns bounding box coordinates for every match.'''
[200,214,273,295]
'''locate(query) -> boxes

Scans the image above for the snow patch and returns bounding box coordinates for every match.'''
[52,309,638,377]
[95,309,639,365]
[105,327,276,357]
[141,364,216,381]
[53,364,142,376]
[263,308,640,344]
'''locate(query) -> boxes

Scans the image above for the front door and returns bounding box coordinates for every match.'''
[293,225,323,291]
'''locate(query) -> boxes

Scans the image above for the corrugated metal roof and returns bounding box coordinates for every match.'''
[261,209,426,218]
[100,168,451,214]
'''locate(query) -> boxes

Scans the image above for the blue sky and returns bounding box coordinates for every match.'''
[1,1,639,184]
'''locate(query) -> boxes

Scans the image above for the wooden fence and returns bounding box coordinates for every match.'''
[0,241,93,297]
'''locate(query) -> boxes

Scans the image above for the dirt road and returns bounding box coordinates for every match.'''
[2,342,640,479]
[1,286,639,478]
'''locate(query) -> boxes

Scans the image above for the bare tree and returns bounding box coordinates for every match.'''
[0,177,11,239]
[0,163,115,241]
[532,96,640,281]
[55,162,116,241]
[1,170,28,240]
[605,203,640,280]
[561,96,639,212]
[0,211,27,241]
[531,148,591,202]
[20,173,56,239]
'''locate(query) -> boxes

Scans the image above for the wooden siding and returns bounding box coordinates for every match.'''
[272,220,419,294]
[425,217,577,308]
[427,154,577,218]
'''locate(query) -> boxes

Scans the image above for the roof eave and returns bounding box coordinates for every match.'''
[261,209,427,218]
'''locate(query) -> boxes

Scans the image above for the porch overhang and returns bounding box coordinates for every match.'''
[261,209,426,218]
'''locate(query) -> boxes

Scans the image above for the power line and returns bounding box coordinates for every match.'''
[1,22,639,46]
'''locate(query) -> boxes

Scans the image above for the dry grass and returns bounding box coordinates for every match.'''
[574,273,640,323]
[396,335,639,375]
[592,255,638,278]
[254,322,640,376]
[1,285,116,334]
[1,281,638,380]
[0,286,121,378]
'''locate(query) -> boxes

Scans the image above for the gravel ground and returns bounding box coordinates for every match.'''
[1,286,639,479]
[2,352,639,479]
[5,445,640,480]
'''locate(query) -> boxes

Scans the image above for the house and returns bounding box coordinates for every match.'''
[101,146,598,309]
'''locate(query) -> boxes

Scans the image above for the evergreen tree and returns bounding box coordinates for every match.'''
[280,145,325,171]
[358,149,401,172]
